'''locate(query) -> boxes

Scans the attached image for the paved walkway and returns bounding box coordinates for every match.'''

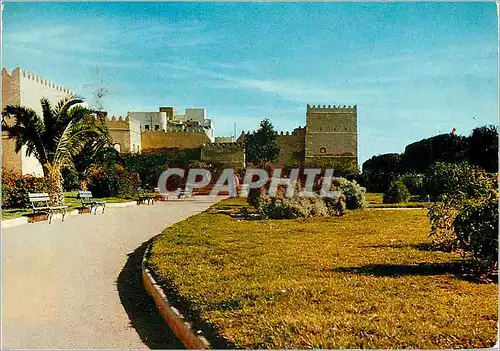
[2,196,224,349]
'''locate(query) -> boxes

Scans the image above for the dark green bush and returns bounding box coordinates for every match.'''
[247,186,263,209]
[469,125,498,173]
[398,173,425,196]
[427,197,460,252]
[361,153,402,192]
[123,148,201,187]
[116,167,141,198]
[123,153,168,188]
[87,165,140,198]
[1,168,49,208]
[425,162,497,201]
[383,180,410,204]
[87,167,115,197]
[61,165,80,191]
[454,195,498,273]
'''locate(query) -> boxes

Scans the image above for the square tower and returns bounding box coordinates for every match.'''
[305,104,358,167]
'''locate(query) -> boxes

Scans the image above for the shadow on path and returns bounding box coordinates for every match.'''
[117,239,185,350]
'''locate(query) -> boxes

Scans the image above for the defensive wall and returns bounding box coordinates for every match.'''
[200,142,245,169]
[141,129,211,152]
[275,127,306,166]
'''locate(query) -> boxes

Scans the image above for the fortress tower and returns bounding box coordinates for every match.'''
[2,67,74,175]
[305,104,358,167]
[105,116,141,153]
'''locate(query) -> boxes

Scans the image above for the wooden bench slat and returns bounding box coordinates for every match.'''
[29,192,49,197]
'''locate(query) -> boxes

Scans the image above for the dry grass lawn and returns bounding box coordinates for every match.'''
[148,198,497,349]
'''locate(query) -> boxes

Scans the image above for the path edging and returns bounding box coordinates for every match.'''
[2,209,80,229]
[141,242,211,349]
[2,202,139,229]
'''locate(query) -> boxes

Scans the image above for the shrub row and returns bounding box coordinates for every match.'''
[382,162,497,204]
[248,177,366,219]
[1,168,49,209]
[361,125,498,192]
[426,163,498,274]
[87,165,140,198]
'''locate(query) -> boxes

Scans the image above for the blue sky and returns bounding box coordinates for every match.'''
[2,2,498,164]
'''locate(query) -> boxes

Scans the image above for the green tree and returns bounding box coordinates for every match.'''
[401,133,469,173]
[469,125,498,172]
[361,153,402,192]
[2,96,108,204]
[244,119,280,166]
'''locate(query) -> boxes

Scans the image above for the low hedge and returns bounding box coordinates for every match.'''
[1,168,49,209]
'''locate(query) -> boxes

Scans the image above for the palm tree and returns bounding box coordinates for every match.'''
[2,96,110,204]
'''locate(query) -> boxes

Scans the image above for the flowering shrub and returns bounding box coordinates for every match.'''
[87,167,115,197]
[1,168,49,208]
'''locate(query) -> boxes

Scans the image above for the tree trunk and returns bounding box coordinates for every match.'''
[47,165,64,205]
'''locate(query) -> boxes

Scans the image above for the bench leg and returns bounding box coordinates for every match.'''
[61,208,67,222]
[48,210,53,224]
[102,203,106,214]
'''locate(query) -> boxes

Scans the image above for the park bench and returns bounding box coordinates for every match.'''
[153,185,194,200]
[176,183,196,199]
[154,187,169,201]
[77,190,106,214]
[137,188,155,205]
[28,192,68,224]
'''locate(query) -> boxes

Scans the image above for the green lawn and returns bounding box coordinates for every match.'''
[366,192,430,208]
[1,191,134,220]
[148,197,497,349]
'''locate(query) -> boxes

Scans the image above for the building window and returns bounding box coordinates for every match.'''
[345,127,347,131]
[334,128,336,131]
[320,147,327,154]
[145,125,150,131]
[155,125,160,131]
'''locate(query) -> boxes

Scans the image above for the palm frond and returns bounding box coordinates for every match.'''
[56,96,85,125]
[2,105,48,164]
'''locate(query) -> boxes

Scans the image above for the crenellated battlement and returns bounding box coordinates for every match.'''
[141,126,208,133]
[306,104,357,112]
[275,126,305,137]
[203,142,243,148]
[2,67,74,95]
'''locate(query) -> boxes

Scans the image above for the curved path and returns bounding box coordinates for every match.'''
[2,196,224,349]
